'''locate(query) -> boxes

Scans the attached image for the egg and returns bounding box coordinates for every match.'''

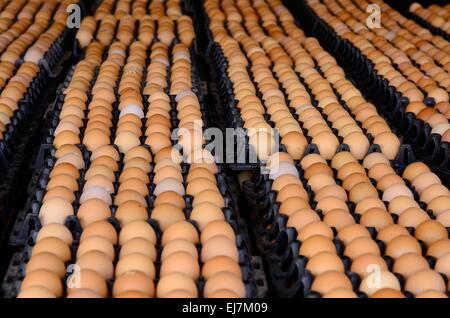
[113,271,155,297]
[405,269,446,295]
[201,235,239,262]
[115,253,156,279]
[36,224,73,246]
[311,271,353,295]
[156,273,198,298]
[393,253,430,279]
[67,269,108,297]
[202,256,242,279]
[80,221,117,245]
[161,221,199,246]
[20,270,63,297]
[322,289,358,298]
[427,239,450,259]
[414,220,448,246]
[306,252,345,276]
[371,288,405,298]
[120,238,157,261]
[203,272,246,298]
[17,286,56,298]
[25,252,67,279]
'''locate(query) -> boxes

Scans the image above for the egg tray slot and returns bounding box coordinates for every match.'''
[385,0,450,43]
[0,12,86,172]
[241,143,450,297]
[285,0,450,189]
[1,211,266,298]
[7,141,251,247]
[2,149,267,298]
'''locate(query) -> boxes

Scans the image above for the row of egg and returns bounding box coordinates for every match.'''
[410,3,450,33]
[301,37,400,160]
[267,151,450,297]
[206,0,403,162]
[0,0,77,141]
[95,0,183,21]
[77,0,194,49]
[306,0,450,141]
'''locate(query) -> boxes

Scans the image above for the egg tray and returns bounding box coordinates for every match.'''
[2,212,267,298]
[385,0,450,43]
[241,143,450,297]
[188,0,407,172]
[2,143,267,297]
[285,0,450,189]
[0,13,85,172]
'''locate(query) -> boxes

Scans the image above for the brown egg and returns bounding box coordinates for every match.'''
[344,236,381,260]
[371,288,405,298]
[119,221,156,245]
[201,235,238,262]
[322,288,358,298]
[388,196,419,215]
[113,271,155,297]
[393,253,430,279]
[201,220,235,244]
[323,209,355,230]
[427,239,450,259]
[287,209,321,232]
[39,197,74,226]
[77,199,111,228]
[76,250,113,280]
[25,253,66,278]
[115,201,148,226]
[415,220,448,246]
[415,290,448,298]
[203,272,246,298]
[298,221,334,241]
[405,269,446,295]
[299,235,336,258]
[20,270,63,297]
[412,172,442,193]
[355,197,386,215]
[115,253,156,279]
[156,273,198,298]
[359,208,393,230]
[151,203,186,231]
[349,182,379,204]
[359,271,401,296]
[154,191,186,209]
[385,235,422,259]
[36,224,73,246]
[17,286,56,298]
[428,196,450,216]
[311,271,353,295]
[160,251,200,279]
[202,256,242,279]
[397,207,430,228]
[80,221,117,245]
[402,162,430,182]
[376,224,410,243]
[306,252,345,276]
[419,184,450,204]
[119,237,157,261]
[67,269,108,297]
[32,237,71,262]
[161,221,199,246]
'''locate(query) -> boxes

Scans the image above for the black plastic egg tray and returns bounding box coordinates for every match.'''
[242,144,450,298]
[385,0,450,42]
[187,0,419,173]
[283,0,450,188]
[2,138,268,298]
[0,13,88,280]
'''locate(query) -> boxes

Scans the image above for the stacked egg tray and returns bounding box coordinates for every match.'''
[242,147,450,298]
[388,1,450,42]
[0,18,87,262]
[3,25,268,297]
[285,0,450,187]
[1,144,267,298]
[189,0,415,173]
